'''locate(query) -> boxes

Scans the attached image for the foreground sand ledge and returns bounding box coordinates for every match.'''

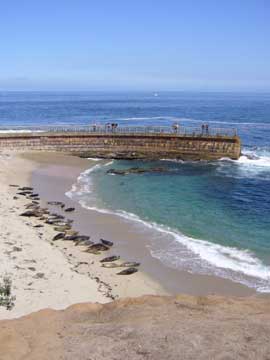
[0,151,165,320]
[1,294,270,359]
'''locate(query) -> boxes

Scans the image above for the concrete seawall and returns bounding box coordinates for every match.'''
[0,132,241,160]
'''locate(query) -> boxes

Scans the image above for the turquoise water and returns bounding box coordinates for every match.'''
[1,91,270,291]
[68,156,270,292]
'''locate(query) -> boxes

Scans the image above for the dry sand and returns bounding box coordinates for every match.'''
[0,151,165,320]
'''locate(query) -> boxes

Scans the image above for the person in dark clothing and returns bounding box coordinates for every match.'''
[202,124,205,134]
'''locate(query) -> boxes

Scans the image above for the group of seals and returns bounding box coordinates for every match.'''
[15,185,141,277]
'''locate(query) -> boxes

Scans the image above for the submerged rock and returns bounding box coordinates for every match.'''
[107,167,168,176]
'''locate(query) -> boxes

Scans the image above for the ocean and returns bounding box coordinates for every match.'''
[1,91,270,292]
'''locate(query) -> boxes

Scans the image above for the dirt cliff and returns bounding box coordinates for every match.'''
[0,294,270,360]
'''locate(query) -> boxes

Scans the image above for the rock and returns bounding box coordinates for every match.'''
[65,207,75,212]
[100,239,114,247]
[100,256,120,263]
[106,167,168,176]
[117,267,138,275]
[34,225,44,228]
[53,233,65,241]
[20,210,40,217]
[28,267,36,271]
[13,196,18,200]
[9,184,19,187]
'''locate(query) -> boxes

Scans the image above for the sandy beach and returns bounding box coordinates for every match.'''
[0,151,167,320]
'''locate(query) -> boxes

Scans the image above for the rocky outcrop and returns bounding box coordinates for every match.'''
[0,294,269,360]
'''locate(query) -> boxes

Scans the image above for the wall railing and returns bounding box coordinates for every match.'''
[0,125,238,137]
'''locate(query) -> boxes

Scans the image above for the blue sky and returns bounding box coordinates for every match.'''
[0,0,269,91]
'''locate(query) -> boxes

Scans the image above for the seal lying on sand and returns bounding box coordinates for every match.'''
[119,262,140,267]
[100,256,120,263]
[101,263,120,268]
[100,239,114,247]
[117,267,138,275]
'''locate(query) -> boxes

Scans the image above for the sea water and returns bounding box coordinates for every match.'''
[1,91,270,291]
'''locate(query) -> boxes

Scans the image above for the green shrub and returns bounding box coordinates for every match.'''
[0,275,16,310]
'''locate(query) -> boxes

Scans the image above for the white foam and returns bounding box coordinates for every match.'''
[0,129,44,133]
[87,158,102,161]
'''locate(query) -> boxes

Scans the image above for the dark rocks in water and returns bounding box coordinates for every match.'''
[106,167,168,176]
[9,184,19,187]
[117,267,138,275]
[88,243,109,252]
[65,207,75,212]
[20,210,40,217]
[47,201,65,207]
[100,256,120,263]
[32,201,39,205]
[100,239,114,247]
[53,233,65,241]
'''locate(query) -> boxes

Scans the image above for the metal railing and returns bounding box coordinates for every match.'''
[0,124,237,137]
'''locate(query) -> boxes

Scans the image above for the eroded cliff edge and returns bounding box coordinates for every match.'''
[1,294,269,360]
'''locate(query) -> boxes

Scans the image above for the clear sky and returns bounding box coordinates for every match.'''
[0,0,269,91]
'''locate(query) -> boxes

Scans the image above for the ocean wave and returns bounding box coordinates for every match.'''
[0,129,45,133]
[66,163,270,292]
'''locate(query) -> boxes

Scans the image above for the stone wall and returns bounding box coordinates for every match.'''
[0,132,241,160]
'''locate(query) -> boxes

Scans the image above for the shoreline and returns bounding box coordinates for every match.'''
[28,151,257,297]
[1,150,267,319]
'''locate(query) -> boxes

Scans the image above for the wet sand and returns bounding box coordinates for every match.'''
[28,152,256,297]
